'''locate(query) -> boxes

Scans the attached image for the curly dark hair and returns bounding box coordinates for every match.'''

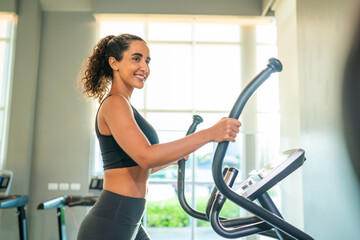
[81,34,145,102]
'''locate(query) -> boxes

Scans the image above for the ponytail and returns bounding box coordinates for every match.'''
[80,34,145,102]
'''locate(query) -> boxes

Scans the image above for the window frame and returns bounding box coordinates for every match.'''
[0,13,17,169]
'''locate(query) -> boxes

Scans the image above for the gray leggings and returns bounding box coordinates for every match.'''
[77,190,151,240]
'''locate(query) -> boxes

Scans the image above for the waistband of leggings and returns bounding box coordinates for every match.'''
[98,189,146,205]
[91,190,146,223]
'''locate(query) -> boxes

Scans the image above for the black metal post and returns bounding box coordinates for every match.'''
[57,207,67,240]
[257,193,294,240]
[17,206,27,240]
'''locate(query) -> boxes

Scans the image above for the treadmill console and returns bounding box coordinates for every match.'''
[0,170,13,196]
[89,175,103,195]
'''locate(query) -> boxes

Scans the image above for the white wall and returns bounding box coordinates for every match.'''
[0,0,17,12]
[274,0,304,231]
[28,11,97,239]
[275,0,360,238]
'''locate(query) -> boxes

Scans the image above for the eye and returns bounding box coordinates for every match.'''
[146,59,151,65]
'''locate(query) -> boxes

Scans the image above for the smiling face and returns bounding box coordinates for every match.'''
[115,40,151,90]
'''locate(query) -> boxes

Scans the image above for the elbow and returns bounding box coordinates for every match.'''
[138,160,152,170]
[136,155,156,170]
[133,146,160,170]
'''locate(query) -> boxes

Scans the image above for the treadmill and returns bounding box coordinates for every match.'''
[0,170,28,240]
[37,176,102,240]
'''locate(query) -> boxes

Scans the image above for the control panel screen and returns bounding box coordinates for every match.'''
[89,178,103,190]
[90,179,98,189]
[0,177,9,189]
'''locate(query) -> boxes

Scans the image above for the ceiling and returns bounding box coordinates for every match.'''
[37,0,271,16]
[38,0,93,12]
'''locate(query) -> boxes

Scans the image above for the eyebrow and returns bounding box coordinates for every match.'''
[132,53,151,61]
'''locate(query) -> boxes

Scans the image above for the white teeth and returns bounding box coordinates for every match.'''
[135,74,145,79]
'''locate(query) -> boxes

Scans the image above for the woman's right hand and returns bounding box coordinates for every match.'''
[208,117,242,143]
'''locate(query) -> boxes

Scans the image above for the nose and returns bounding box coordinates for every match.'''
[140,60,149,73]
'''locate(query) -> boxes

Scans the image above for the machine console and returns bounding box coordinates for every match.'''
[89,175,103,195]
[0,170,13,196]
[236,149,306,200]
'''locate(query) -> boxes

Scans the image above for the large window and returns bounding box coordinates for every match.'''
[93,15,279,240]
[0,14,16,169]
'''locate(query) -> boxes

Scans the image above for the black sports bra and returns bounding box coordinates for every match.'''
[95,95,159,170]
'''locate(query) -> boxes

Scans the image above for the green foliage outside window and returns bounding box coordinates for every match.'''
[146,198,189,227]
[146,197,241,228]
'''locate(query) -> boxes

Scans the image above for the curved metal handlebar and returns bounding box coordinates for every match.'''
[37,195,97,210]
[177,115,209,221]
[211,58,314,240]
[0,195,28,208]
[177,116,273,236]
[205,168,231,220]
[37,196,67,210]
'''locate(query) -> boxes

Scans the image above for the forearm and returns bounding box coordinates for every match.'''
[151,155,189,174]
[126,117,240,170]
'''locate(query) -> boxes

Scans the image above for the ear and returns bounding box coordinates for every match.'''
[108,57,119,71]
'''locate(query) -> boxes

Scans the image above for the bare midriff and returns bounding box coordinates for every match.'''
[103,166,150,199]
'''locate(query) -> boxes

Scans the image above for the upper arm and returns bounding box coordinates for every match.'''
[101,96,153,168]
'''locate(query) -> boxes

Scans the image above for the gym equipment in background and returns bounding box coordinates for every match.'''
[0,170,29,240]
[37,176,102,240]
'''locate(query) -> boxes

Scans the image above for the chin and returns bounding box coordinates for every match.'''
[135,83,145,89]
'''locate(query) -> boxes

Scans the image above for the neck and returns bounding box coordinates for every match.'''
[110,78,133,101]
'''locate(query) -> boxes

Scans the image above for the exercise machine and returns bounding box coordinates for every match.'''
[0,170,28,240]
[177,58,314,239]
[37,176,102,240]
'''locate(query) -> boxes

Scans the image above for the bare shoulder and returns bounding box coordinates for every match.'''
[102,95,131,113]
[100,95,135,124]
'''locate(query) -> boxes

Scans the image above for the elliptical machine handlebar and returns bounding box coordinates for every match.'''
[177,115,209,221]
[211,58,314,240]
[177,116,273,236]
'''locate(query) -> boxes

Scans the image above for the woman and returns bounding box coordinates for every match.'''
[77,34,241,240]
